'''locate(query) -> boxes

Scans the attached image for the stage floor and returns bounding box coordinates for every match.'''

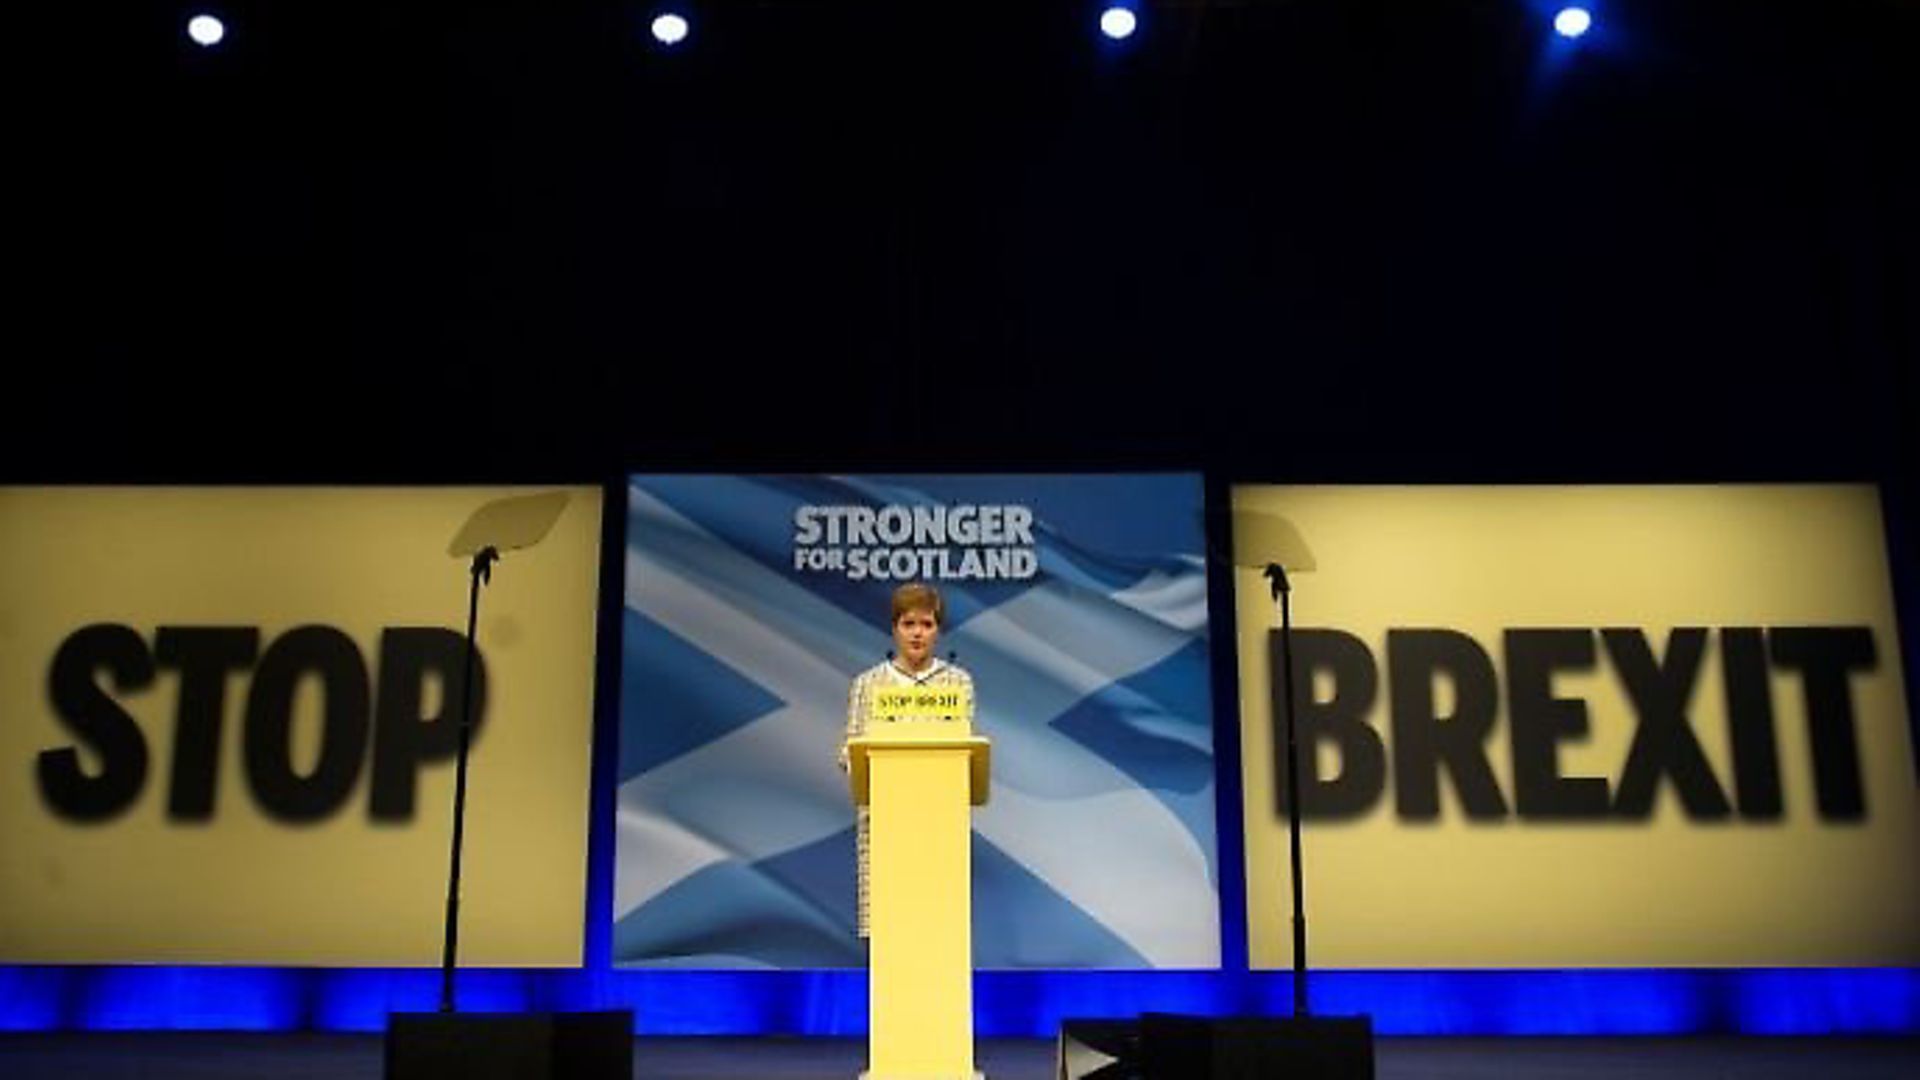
[1,1033,1917,1078]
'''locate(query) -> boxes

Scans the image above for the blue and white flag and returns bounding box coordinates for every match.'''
[615,474,1220,968]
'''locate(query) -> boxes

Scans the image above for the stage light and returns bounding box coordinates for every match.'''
[1100,6,1138,42]
[1554,7,1592,39]
[651,11,689,47]
[186,13,226,48]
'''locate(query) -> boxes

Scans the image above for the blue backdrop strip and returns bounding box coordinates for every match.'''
[4,966,1917,1035]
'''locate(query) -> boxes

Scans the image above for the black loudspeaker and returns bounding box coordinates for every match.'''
[384,1010,633,1080]
[1057,1018,1144,1078]
[1139,1013,1374,1080]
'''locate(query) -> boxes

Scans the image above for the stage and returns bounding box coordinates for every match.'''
[2,1033,1917,1079]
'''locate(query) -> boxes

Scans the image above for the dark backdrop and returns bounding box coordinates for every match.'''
[12,0,1917,706]
[16,1,1913,478]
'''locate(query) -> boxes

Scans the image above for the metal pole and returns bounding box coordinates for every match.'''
[439,546,496,1013]
[1275,566,1309,1017]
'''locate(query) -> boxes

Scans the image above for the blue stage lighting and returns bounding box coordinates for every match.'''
[1554,7,1593,39]
[652,12,690,47]
[186,14,225,48]
[1100,7,1138,42]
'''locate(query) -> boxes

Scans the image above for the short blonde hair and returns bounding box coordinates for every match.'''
[890,582,945,627]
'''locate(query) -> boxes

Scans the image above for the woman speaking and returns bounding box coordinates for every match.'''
[840,582,974,938]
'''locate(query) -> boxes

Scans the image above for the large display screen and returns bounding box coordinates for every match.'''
[616,474,1221,968]
[0,486,603,965]
[1232,484,1919,968]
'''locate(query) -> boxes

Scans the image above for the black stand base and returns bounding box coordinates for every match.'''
[1140,1013,1374,1080]
[384,1010,633,1080]
[1059,1014,1374,1080]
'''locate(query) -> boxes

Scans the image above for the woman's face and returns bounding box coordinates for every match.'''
[893,606,940,669]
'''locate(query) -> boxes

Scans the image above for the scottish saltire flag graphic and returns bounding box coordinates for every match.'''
[615,474,1220,968]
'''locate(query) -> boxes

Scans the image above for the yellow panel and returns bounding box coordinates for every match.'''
[867,742,977,1079]
[1233,484,1919,968]
[0,486,603,966]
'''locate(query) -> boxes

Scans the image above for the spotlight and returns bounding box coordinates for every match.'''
[1099,6,1138,42]
[186,13,226,48]
[651,11,689,47]
[1553,7,1592,39]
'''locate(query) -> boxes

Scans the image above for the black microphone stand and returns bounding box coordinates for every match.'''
[386,490,632,1080]
[1266,561,1310,1017]
[439,544,497,1014]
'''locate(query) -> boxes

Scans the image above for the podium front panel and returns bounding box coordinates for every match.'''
[867,745,975,1079]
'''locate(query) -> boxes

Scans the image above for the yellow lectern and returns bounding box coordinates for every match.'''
[848,712,991,1080]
